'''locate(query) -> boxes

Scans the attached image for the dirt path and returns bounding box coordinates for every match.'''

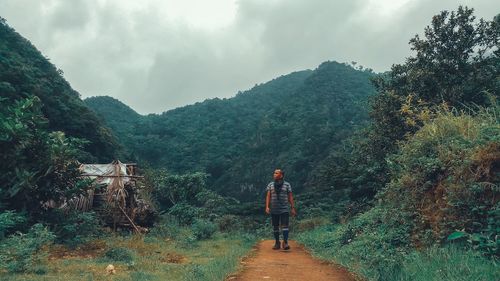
[227,240,358,281]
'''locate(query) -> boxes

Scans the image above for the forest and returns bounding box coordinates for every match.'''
[0,6,499,281]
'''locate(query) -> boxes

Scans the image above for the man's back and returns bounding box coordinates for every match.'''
[266,181,292,214]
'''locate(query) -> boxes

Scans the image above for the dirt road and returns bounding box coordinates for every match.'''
[228,240,358,281]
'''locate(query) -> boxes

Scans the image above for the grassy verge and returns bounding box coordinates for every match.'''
[297,224,499,281]
[0,231,256,281]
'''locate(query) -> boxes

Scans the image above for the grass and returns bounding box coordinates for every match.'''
[183,242,255,281]
[297,224,500,281]
[395,246,500,281]
[0,231,256,281]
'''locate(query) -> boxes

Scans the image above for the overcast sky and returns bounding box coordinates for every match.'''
[1,0,498,114]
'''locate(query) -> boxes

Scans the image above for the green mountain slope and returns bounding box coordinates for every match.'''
[86,62,375,199]
[0,18,120,162]
[84,96,142,152]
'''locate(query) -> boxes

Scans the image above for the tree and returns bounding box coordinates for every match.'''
[372,7,499,146]
[0,97,89,216]
[317,7,500,203]
[370,6,499,178]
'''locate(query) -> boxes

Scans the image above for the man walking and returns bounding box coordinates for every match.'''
[265,169,296,250]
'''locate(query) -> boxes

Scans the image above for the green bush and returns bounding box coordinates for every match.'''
[0,97,93,219]
[298,206,413,280]
[148,214,181,239]
[302,223,500,281]
[0,211,27,239]
[179,234,199,249]
[215,215,241,232]
[168,203,202,225]
[103,247,136,263]
[0,223,55,273]
[298,106,500,280]
[192,219,217,240]
[148,170,207,210]
[295,217,330,232]
[447,205,500,257]
[382,107,500,251]
[43,209,101,248]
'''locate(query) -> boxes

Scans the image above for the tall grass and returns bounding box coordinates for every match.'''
[0,230,256,281]
[298,225,500,281]
[395,246,500,281]
[183,236,255,281]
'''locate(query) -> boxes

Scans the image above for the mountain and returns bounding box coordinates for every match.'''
[84,96,142,153]
[0,17,120,162]
[86,61,376,199]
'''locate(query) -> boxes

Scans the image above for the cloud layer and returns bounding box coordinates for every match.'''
[1,0,498,113]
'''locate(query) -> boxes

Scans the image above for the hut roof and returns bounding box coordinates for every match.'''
[79,160,134,185]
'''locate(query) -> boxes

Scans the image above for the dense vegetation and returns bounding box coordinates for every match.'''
[298,6,499,281]
[0,5,498,281]
[86,62,376,199]
[0,14,129,233]
[0,16,121,162]
[0,15,256,278]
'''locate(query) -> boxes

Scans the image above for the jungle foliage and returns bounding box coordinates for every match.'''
[0,17,121,162]
[310,6,500,203]
[0,5,498,280]
[0,17,124,274]
[86,62,376,200]
[298,6,499,281]
[0,96,89,216]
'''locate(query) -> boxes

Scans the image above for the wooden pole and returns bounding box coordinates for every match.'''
[118,205,141,234]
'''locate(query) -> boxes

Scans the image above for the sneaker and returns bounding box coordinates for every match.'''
[272,242,281,250]
[282,241,290,250]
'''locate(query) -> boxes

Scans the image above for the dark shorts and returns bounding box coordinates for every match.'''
[271,213,289,229]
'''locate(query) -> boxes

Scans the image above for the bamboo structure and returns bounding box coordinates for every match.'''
[75,160,152,233]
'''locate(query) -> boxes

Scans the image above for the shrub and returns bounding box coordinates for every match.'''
[148,214,181,239]
[148,170,207,209]
[447,205,500,257]
[296,217,329,232]
[192,219,217,240]
[168,203,202,225]
[179,233,198,249]
[103,247,136,263]
[298,206,413,280]
[0,223,55,273]
[382,107,500,251]
[0,211,27,239]
[215,215,241,232]
[43,209,101,248]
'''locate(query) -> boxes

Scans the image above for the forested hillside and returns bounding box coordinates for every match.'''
[0,17,121,162]
[0,17,125,214]
[84,95,142,156]
[86,62,376,198]
[0,5,498,281]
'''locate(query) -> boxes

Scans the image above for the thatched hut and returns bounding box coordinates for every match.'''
[72,160,155,232]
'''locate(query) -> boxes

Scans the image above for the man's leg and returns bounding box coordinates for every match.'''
[281,213,290,250]
[271,214,280,249]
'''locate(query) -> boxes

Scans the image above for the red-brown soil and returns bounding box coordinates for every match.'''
[228,240,359,281]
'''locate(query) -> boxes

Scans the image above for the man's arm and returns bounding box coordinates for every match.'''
[265,190,271,214]
[288,192,296,216]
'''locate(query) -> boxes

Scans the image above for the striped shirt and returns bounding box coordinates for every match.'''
[266,181,292,214]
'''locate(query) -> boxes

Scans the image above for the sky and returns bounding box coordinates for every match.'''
[0,0,498,114]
